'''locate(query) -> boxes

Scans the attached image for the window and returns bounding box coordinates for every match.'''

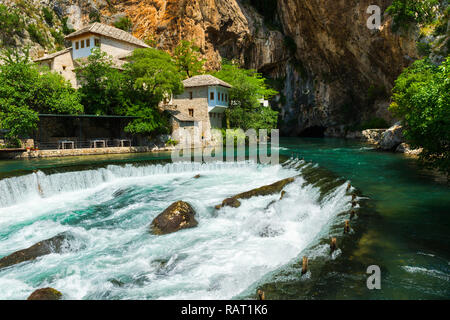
[225,94,228,102]
[86,39,90,47]
[188,109,194,117]
[189,92,193,100]
[81,40,85,48]
[221,93,224,101]
[62,66,66,71]
[95,38,100,47]
[210,92,214,100]
[75,41,79,50]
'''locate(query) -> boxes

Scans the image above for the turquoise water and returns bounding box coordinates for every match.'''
[0,138,448,299]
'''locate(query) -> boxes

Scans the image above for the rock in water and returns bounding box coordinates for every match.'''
[0,233,74,270]
[27,288,62,300]
[150,201,198,235]
[380,124,404,151]
[216,177,296,209]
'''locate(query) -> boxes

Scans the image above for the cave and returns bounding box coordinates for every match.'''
[298,126,326,138]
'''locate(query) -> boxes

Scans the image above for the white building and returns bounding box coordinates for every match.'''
[33,23,149,88]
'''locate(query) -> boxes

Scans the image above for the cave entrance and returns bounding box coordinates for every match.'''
[299,126,326,138]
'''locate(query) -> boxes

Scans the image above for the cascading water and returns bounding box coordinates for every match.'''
[0,159,353,300]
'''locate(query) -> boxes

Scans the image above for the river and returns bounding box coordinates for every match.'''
[0,138,448,299]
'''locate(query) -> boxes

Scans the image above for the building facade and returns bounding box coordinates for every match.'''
[164,75,232,145]
[33,23,149,88]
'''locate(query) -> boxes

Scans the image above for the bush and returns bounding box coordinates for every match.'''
[27,24,47,46]
[386,0,439,32]
[166,138,179,146]
[389,57,450,175]
[114,16,132,31]
[0,4,24,44]
[42,7,53,26]
[61,17,75,35]
[89,10,101,23]
[417,41,432,56]
[51,29,65,46]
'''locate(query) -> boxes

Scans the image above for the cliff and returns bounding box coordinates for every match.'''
[2,0,420,136]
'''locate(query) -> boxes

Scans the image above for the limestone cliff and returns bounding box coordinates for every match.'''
[2,0,420,136]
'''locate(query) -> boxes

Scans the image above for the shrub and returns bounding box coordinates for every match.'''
[114,16,132,31]
[166,138,179,146]
[389,57,450,175]
[27,24,47,46]
[0,4,24,44]
[42,7,53,26]
[61,17,75,35]
[386,0,439,32]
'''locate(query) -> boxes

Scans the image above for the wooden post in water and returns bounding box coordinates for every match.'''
[257,289,265,300]
[346,182,351,192]
[344,220,350,234]
[330,237,337,254]
[350,210,356,219]
[301,256,308,275]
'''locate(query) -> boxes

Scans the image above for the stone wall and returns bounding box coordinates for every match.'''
[1,146,175,160]
[172,86,212,140]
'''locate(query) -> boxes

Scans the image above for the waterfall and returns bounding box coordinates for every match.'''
[0,161,264,208]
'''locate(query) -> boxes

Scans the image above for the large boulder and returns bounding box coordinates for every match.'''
[361,129,385,145]
[27,288,62,300]
[0,233,74,270]
[150,201,198,235]
[216,177,296,209]
[380,124,404,150]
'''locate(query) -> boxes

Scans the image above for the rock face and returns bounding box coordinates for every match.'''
[216,176,296,209]
[7,0,418,134]
[27,288,62,300]
[0,233,74,270]
[150,201,198,235]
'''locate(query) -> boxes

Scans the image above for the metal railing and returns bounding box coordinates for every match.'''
[35,139,132,151]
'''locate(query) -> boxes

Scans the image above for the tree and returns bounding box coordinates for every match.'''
[389,57,449,175]
[214,61,278,130]
[0,48,82,142]
[173,40,205,79]
[123,48,184,134]
[75,48,126,115]
[386,0,439,31]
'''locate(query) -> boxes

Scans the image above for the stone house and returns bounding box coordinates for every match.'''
[163,75,232,145]
[33,22,149,88]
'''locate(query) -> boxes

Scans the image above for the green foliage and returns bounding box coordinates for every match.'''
[76,48,183,135]
[124,48,184,134]
[75,48,126,115]
[89,10,101,23]
[386,0,439,32]
[0,48,82,140]
[42,7,54,26]
[417,41,432,56]
[173,40,205,79]
[389,57,450,174]
[27,24,47,46]
[114,16,133,32]
[51,29,65,46]
[0,4,24,44]
[214,61,279,130]
[433,6,449,36]
[61,17,75,35]
[166,138,179,146]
